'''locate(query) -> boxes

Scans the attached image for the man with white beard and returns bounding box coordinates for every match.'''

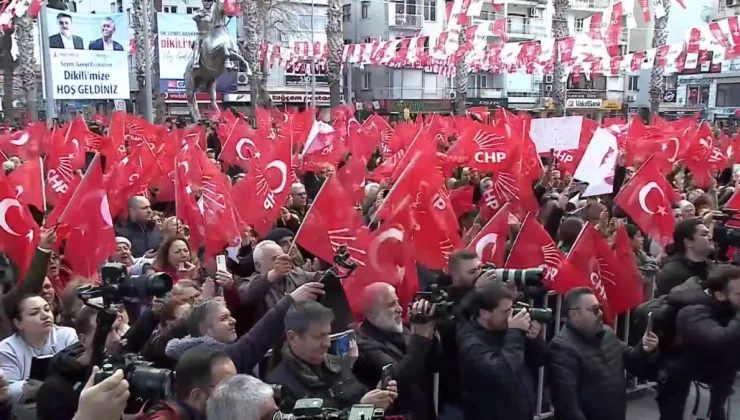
[353,282,437,420]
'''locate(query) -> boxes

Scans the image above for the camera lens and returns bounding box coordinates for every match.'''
[128,365,174,400]
[120,273,174,299]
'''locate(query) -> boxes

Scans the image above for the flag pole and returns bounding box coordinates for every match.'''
[39,157,47,214]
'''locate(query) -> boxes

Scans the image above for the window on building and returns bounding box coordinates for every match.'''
[424,0,436,21]
[343,5,351,22]
[362,72,371,90]
[163,5,177,13]
[127,8,131,25]
[567,74,607,90]
[716,83,740,107]
[111,2,116,12]
[628,76,639,91]
[574,18,585,33]
[362,1,370,18]
[299,15,328,31]
[186,6,200,14]
[394,0,417,15]
[663,75,677,89]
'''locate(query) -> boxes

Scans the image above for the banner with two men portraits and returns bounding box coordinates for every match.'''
[40,8,238,101]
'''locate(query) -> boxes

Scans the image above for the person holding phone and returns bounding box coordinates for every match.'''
[353,282,436,420]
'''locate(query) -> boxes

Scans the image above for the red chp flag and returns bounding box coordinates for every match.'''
[467,203,511,268]
[612,224,645,314]
[505,212,566,293]
[614,156,678,246]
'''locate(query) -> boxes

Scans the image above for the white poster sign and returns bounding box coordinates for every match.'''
[529,116,583,153]
[43,9,130,99]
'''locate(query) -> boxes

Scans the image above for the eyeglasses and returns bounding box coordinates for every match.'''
[570,305,603,315]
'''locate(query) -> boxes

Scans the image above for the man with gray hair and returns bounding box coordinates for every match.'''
[288,182,308,220]
[237,239,323,328]
[206,374,278,420]
[166,281,324,374]
[267,301,398,413]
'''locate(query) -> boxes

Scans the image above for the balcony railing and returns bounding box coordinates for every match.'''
[371,87,451,100]
[507,16,546,37]
[570,0,610,9]
[390,14,423,29]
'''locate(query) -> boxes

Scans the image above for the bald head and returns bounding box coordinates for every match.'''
[128,195,152,223]
[290,183,307,207]
[362,282,403,333]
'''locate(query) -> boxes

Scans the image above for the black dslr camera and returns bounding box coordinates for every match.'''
[273,398,385,419]
[513,302,553,324]
[409,284,455,323]
[479,263,547,298]
[77,263,174,401]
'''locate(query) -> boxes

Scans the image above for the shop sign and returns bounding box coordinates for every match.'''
[387,99,453,113]
[565,98,602,108]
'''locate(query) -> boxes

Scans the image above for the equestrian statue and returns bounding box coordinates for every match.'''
[184,0,250,121]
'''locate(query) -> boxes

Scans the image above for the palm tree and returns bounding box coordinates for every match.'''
[551,0,570,116]
[1,29,16,123]
[326,0,342,108]
[455,24,470,116]
[15,15,36,121]
[648,0,670,116]
[131,0,163,121]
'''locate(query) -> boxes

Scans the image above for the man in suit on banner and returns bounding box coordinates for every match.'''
[88,17,124,51]
[48,13,84,49]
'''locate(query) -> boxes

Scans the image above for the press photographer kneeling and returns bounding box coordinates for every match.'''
[457,279,550,420]
[267,301,398,413]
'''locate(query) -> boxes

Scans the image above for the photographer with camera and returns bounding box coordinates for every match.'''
[145,347,237,420]
[36,298,165,420]
[353,282,436,420]
[267,301,398,413]
[457,280,549,420]
[72,366,130,420]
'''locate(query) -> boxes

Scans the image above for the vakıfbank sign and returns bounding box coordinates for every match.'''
[156,13,238,95]
[565,98,602,109]
[42,9,131,99]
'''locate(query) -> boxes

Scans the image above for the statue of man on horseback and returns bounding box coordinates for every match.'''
[185,0,249,121]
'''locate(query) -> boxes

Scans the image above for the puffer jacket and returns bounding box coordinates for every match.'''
[549,324,656,420]
[36,343,89,420]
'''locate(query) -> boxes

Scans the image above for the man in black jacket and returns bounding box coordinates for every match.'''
[266,301,398,413]
[353,282,436,420]
[656,266,740,420]
[549,287,659,420]
[36,301,163,420]
[655,218,713,297]
[114,196,162,258]
[457,280,548,420]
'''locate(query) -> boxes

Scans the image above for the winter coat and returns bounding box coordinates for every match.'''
[654,255,711,297]
[115,220,162,258]
[457,320,548,420]
[548,324,656,420]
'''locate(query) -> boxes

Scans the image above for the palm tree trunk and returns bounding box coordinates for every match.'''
[326,0,343,108]
[132,0,159,120]
[648,0,670,118]
[455,24,470,116]
[15,15,36,121]
[2,31,16,123]
[551,0,570,116]
[242,0,267,117]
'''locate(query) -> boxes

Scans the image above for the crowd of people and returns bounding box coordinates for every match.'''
[0,106,737,420]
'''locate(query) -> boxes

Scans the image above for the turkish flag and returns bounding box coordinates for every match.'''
[55,155,116,278]
[218,118,262,171]
[174,157,205,251]
[0,171,38,278]
[614,155,678,246]
[7,157,44,212]
[0,122,45,160]
[199,161,241,257]
[467,203,511,267]
[505,212,566,293]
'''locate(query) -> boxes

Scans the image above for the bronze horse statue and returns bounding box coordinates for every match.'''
[184,0,250,121]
